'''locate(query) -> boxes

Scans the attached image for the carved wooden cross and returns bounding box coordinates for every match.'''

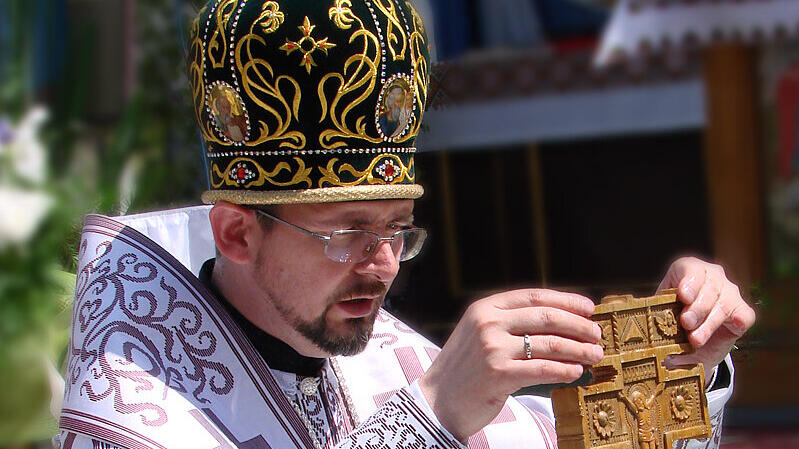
[552,289,711,449]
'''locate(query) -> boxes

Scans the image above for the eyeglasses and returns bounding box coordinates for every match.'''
[254,209,427,264]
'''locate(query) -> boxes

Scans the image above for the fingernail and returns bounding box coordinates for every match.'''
[593,323,602,340]
[681,276,696,300]
[692,329,706,346]
[584,299,596,316]
[593,345,604,361]
[682,311,698,330]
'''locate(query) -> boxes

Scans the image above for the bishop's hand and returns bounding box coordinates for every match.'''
[418,289,604,442]
[656,257,756,384]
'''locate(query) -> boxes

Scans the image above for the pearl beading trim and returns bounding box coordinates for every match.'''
[201,0,252,146]
[330,357,360,428]
[206,146,416,158]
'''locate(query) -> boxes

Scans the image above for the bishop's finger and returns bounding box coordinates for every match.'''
[680,276,721,331]
[507,359,586,386]
[505,307,602,343]
[491,289,595,317]
[658,256,700,292]
[515,335,604,365]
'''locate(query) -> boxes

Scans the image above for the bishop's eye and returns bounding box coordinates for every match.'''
[388,222,411,231]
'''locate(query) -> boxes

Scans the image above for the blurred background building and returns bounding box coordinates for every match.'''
[0,0,797,447]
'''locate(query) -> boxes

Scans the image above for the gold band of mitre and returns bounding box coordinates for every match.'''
[201,184,424,205]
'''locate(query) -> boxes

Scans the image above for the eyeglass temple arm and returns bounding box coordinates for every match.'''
[254,210,331,242]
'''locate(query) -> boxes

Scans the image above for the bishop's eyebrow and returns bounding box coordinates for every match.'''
[317,211,414,228]
[391,213,414,225]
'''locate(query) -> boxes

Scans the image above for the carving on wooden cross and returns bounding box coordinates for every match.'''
[552,289,711,449]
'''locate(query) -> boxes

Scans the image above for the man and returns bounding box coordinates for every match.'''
[619,384,666,449]
[59,1,754,448]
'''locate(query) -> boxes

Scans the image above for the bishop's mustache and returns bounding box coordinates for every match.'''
[334,280,388,302]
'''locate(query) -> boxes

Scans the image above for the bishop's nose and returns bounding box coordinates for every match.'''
[353,239,400,282]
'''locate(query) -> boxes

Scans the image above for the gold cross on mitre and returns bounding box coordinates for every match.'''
[552,289,712,449]
[279,16,336,73]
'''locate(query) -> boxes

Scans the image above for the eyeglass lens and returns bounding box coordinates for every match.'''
[324,229,426,263]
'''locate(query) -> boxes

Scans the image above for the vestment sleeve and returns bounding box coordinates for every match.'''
[333,386,466,449]
[56,432,119,449]
[57,385,465,449]
[59,387,467,449]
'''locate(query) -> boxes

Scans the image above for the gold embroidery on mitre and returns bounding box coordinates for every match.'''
[201,183,424,205]
[280,16,337,74]
[374,0,408,61]
[189,13,223,145]
[211,157,313,189]
[403,0,429,143]
[406,0,426,36]
[318,3,382,149]
[235,11,306,149]
[318,154,414,187]
[207,0,238,69]
[257,1,284,33]
[193,0,429,154]
[329,0,357,30]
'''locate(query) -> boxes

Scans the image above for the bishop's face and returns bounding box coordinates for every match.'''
[250,200,414,357]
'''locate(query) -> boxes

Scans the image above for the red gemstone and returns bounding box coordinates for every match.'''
[384,164,395,178]
[237,167,247,180]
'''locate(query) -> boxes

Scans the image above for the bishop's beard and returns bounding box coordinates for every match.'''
[269,279,387,356]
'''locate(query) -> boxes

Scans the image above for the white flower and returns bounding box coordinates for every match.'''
[0,106,49,185]
[0,186,53,248]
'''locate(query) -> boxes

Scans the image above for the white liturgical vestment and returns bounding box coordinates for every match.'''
[58,207,733,449]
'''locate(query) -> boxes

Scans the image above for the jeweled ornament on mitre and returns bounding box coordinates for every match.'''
[207,81,250,144]
[188,0,431,205]
[376,74,416,141]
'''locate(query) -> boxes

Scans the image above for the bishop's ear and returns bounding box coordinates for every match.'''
[208,201,262,265]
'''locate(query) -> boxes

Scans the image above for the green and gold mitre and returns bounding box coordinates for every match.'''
[188,0,430,204]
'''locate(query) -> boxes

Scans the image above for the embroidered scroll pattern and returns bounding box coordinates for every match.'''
[207,0,238,69]
[404,0,429,143]
[188,0,429,191]
[190,0,429,148]
[211,156,313,189]
[318,154,414,187]
[235,2,306,148]
[190,0,306,149]
[318,0,429,149]
[66,237,234,426]
[318,0,384,148]
[336,389,462,449]
[373,0,408,61]
[189,12,226,147]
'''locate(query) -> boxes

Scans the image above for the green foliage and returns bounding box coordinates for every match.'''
[0,0,208,445]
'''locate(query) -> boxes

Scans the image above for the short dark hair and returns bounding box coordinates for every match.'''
[250,204,278,231]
